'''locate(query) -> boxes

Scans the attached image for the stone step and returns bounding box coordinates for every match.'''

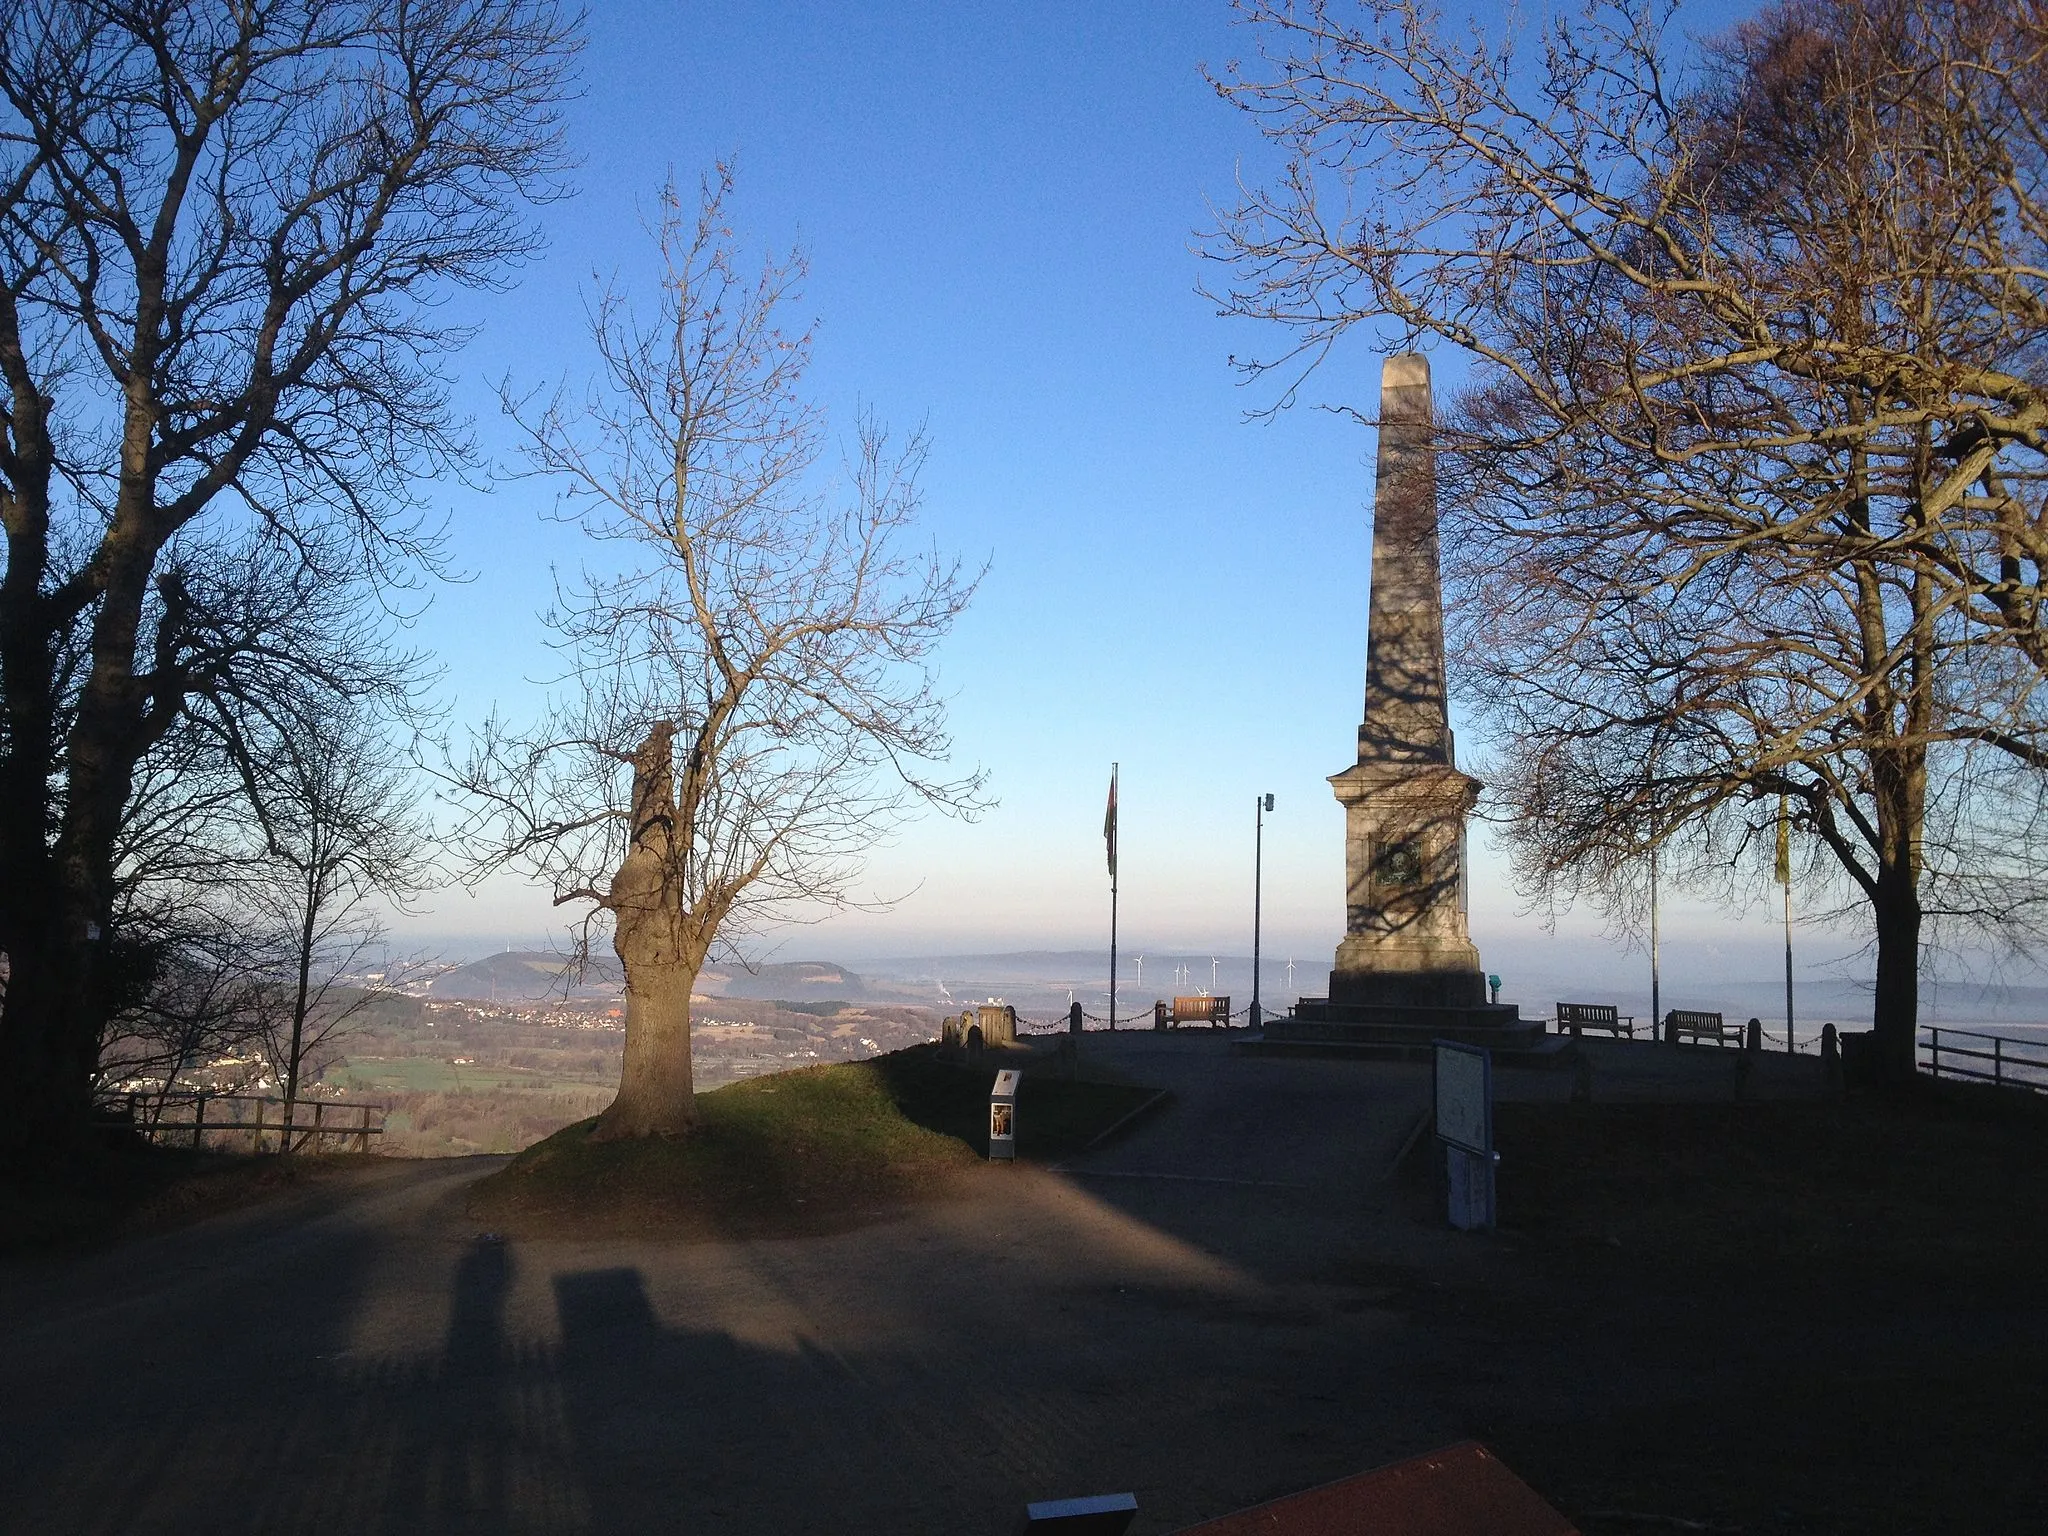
[1267,1006,1543,1042]
[1239,1032,1579,1069]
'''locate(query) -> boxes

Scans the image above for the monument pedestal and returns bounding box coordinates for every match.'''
[1260,995,1568,1064]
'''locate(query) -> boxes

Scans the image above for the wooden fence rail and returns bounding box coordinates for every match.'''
[1920,1027,2048,1097]
[96,1092,385,1154]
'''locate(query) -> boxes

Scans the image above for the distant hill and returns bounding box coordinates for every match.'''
[425,950,622,1002]
[424,951,871,1005]
[709,960,868,1001]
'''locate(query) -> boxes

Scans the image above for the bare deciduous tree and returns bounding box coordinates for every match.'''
[451,169,984,1140]
[1207,0,2048,1079]
[89,540,435,1133]
[245,700,433,1147]
[0,0,579,1152]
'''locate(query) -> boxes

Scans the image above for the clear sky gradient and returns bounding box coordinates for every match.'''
[397,0,1884,998]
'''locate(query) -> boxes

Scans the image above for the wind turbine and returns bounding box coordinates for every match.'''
[1210,956,1220,992]
[1286,958,1296,992]
[1133,955,1144,990]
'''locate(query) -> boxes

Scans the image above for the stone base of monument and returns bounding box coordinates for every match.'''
[1250,997,1576,1067]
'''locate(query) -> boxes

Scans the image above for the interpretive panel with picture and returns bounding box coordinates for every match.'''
[1433,1040,1492,1155]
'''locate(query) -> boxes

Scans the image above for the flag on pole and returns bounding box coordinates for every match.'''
[1103,767,1118,882]
[1775,793,1791,884]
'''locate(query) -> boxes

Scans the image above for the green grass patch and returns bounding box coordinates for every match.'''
[326,1057,600,1094]
[1491,1081,2048,1295]
[1458,1083,2048,1536]
[467,1045,1159,1240]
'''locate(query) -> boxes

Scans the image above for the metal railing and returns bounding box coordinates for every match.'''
[1919,1027,2048,1096]
[97,1091,385,1153]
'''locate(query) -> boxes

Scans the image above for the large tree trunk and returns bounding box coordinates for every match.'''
[0,935,96,1164]
[0,341,72,1162]
[589,721,701,1140]
[0,685,136,1162]
[1869,863,1923,1085]
[0,382,167,1156]
[1866,739,1927,1086]
[592,957,699,1140]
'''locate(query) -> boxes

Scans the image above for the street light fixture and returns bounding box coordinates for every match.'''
[1252,792,1275,1028]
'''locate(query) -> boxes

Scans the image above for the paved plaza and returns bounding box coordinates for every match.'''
[0,1034,1847,1535]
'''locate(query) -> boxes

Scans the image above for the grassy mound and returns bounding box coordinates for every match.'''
[467,1045,1158,1240]
[1441,1083,2048,1536]
[1492,1081,2048,1290]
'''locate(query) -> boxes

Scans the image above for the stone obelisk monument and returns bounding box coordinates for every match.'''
[1264,355,1549,1057]
[1328,353,1486,1009]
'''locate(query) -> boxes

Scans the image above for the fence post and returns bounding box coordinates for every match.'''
[357,1104,371,1154]
[253,1097,265,1154]
[1995,1036,2004,1087]
[192,1092,207,1151]
[1929,1029,1940,1080]
[313,1099,326,1153]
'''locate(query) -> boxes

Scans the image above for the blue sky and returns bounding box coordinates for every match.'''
[401,0,1857,995]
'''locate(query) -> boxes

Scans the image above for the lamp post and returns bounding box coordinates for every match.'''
[1252,792,1275,1028]
[1650,839,1663,1044]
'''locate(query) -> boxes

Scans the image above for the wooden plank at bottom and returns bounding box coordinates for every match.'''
[1167,1442,1577,1536]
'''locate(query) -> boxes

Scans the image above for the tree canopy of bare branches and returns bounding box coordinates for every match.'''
[450,168,984,1139]
[0,0,579,1154]
[248,696,433,1137]
[1209,0,2048,1077]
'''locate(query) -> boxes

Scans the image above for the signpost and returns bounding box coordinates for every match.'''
[1433,1040,1497,1230]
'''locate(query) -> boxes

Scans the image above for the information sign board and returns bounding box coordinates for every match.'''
[1433,1040,1492,1155]
[989,1069,1021,1161]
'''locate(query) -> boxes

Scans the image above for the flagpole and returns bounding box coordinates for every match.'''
[1108,763,1119,1032]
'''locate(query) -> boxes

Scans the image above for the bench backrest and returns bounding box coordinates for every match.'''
[1171,995,1229,1022]
[1556,1002,1618,1026]
[1666,1009,1724,1029]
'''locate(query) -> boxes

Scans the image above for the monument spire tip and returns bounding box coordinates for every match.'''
[1382,353,1430,390]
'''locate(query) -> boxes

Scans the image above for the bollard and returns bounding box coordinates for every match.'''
[1821,1022,1843,1094]
[1068,1000,1083,1037]
[1746,1017,1763,1053]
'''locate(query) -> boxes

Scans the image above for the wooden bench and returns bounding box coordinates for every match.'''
[1154,995,1231,1029]
[1555,1001,1635,1039]
[1664,1008,1744,1047]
